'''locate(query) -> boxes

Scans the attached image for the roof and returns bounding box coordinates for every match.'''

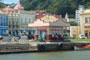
[20,11,36,14]
[28,11,70,27]
[36,11,61,23]
[80,9,90,15]
[28,19,70,27]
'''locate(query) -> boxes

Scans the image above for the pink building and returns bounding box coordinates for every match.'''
[28,11,70,42]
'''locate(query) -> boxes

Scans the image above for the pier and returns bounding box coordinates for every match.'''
[0,40,90,54]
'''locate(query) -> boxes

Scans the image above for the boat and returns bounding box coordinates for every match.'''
[74,45,90,51]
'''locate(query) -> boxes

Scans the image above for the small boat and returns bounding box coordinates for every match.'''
[74,45,90,51]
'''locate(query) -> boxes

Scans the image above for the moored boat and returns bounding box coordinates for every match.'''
[74,45,90,51]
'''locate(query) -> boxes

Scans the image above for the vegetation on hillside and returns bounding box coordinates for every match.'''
[20,0,90,17]
[0,0,90,17]
[0,2,5,9]
[69,21,78,26]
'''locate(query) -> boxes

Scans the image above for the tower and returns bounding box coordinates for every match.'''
[75,5,85,25]
[14,0,24,10]
[65,13,69,22]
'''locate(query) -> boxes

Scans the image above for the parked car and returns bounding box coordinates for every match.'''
[0,36,3,40]
[79,34,86,39]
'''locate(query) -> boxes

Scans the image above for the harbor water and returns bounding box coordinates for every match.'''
[0,51,90,60]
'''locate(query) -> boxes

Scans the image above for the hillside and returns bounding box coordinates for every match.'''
[0,2,5,9]
[21,0,90,17]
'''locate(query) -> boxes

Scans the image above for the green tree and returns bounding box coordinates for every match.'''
[69,21,78,26]
[0,2,5,9]
[20,0,90,17]
[85,2,90,8]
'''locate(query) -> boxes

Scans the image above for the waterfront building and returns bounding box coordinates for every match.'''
[0,1,36,36]
[19,11,36,34]
[0,14,8,36]
[8,1,36,36]
[28,11,70,42]
[80,9,90,38]
[70,26,80,38]
[75,5,85,25]
[70,9,90,38]
[8,13,20,36]
[7,2,23,36]
[0,5,21,36]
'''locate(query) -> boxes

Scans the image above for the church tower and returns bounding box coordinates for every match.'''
[14,0,24,10]
[65,13,70,22]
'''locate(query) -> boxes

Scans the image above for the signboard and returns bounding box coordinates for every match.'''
[41,15,58,23]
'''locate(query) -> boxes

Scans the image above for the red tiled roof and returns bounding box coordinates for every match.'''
[35,10,62,21]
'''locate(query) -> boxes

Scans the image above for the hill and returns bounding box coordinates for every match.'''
[21,0,90,18]
[0,2,5,9]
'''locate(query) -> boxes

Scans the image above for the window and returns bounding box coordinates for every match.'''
[89,17,90,23]
[85,17,88,24]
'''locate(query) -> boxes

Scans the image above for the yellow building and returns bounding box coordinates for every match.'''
[70,26,80,38]
[80,9,90,38]
[70,9,90,38]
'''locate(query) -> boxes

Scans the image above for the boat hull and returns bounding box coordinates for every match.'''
[74,46,90,51]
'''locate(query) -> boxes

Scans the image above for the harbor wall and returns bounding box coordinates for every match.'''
[0,42,90,54]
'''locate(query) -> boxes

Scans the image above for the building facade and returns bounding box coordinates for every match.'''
[8,14,20,36]
[19,11,36,34]
[0,1,36,36]
[28,11,70,42]
[80,9,90,38]
[75,5,85,25]
[70,9,90,38]
[70,26,80,38]
[0,14,8,36]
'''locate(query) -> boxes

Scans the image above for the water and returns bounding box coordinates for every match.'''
[0,51,90,60]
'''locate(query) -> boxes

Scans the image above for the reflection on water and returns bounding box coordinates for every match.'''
[0,51,90,60]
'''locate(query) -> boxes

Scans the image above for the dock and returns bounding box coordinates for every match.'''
[0,40,90,54]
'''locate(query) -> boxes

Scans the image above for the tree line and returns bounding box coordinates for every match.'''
[0,0,90,18]
[20,0,90,18]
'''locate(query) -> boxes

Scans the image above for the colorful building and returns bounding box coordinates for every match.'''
[0,1,36,36]
[28,11,70,42]
[0,14,8,36]
[0,3,22,36]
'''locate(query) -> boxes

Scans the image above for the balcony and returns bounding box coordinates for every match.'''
[84,24,90,26]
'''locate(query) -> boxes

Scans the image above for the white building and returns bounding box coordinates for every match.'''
[75,5,85,25]
[19,11,36,33]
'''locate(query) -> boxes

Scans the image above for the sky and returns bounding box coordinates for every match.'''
[3,0,19,4]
